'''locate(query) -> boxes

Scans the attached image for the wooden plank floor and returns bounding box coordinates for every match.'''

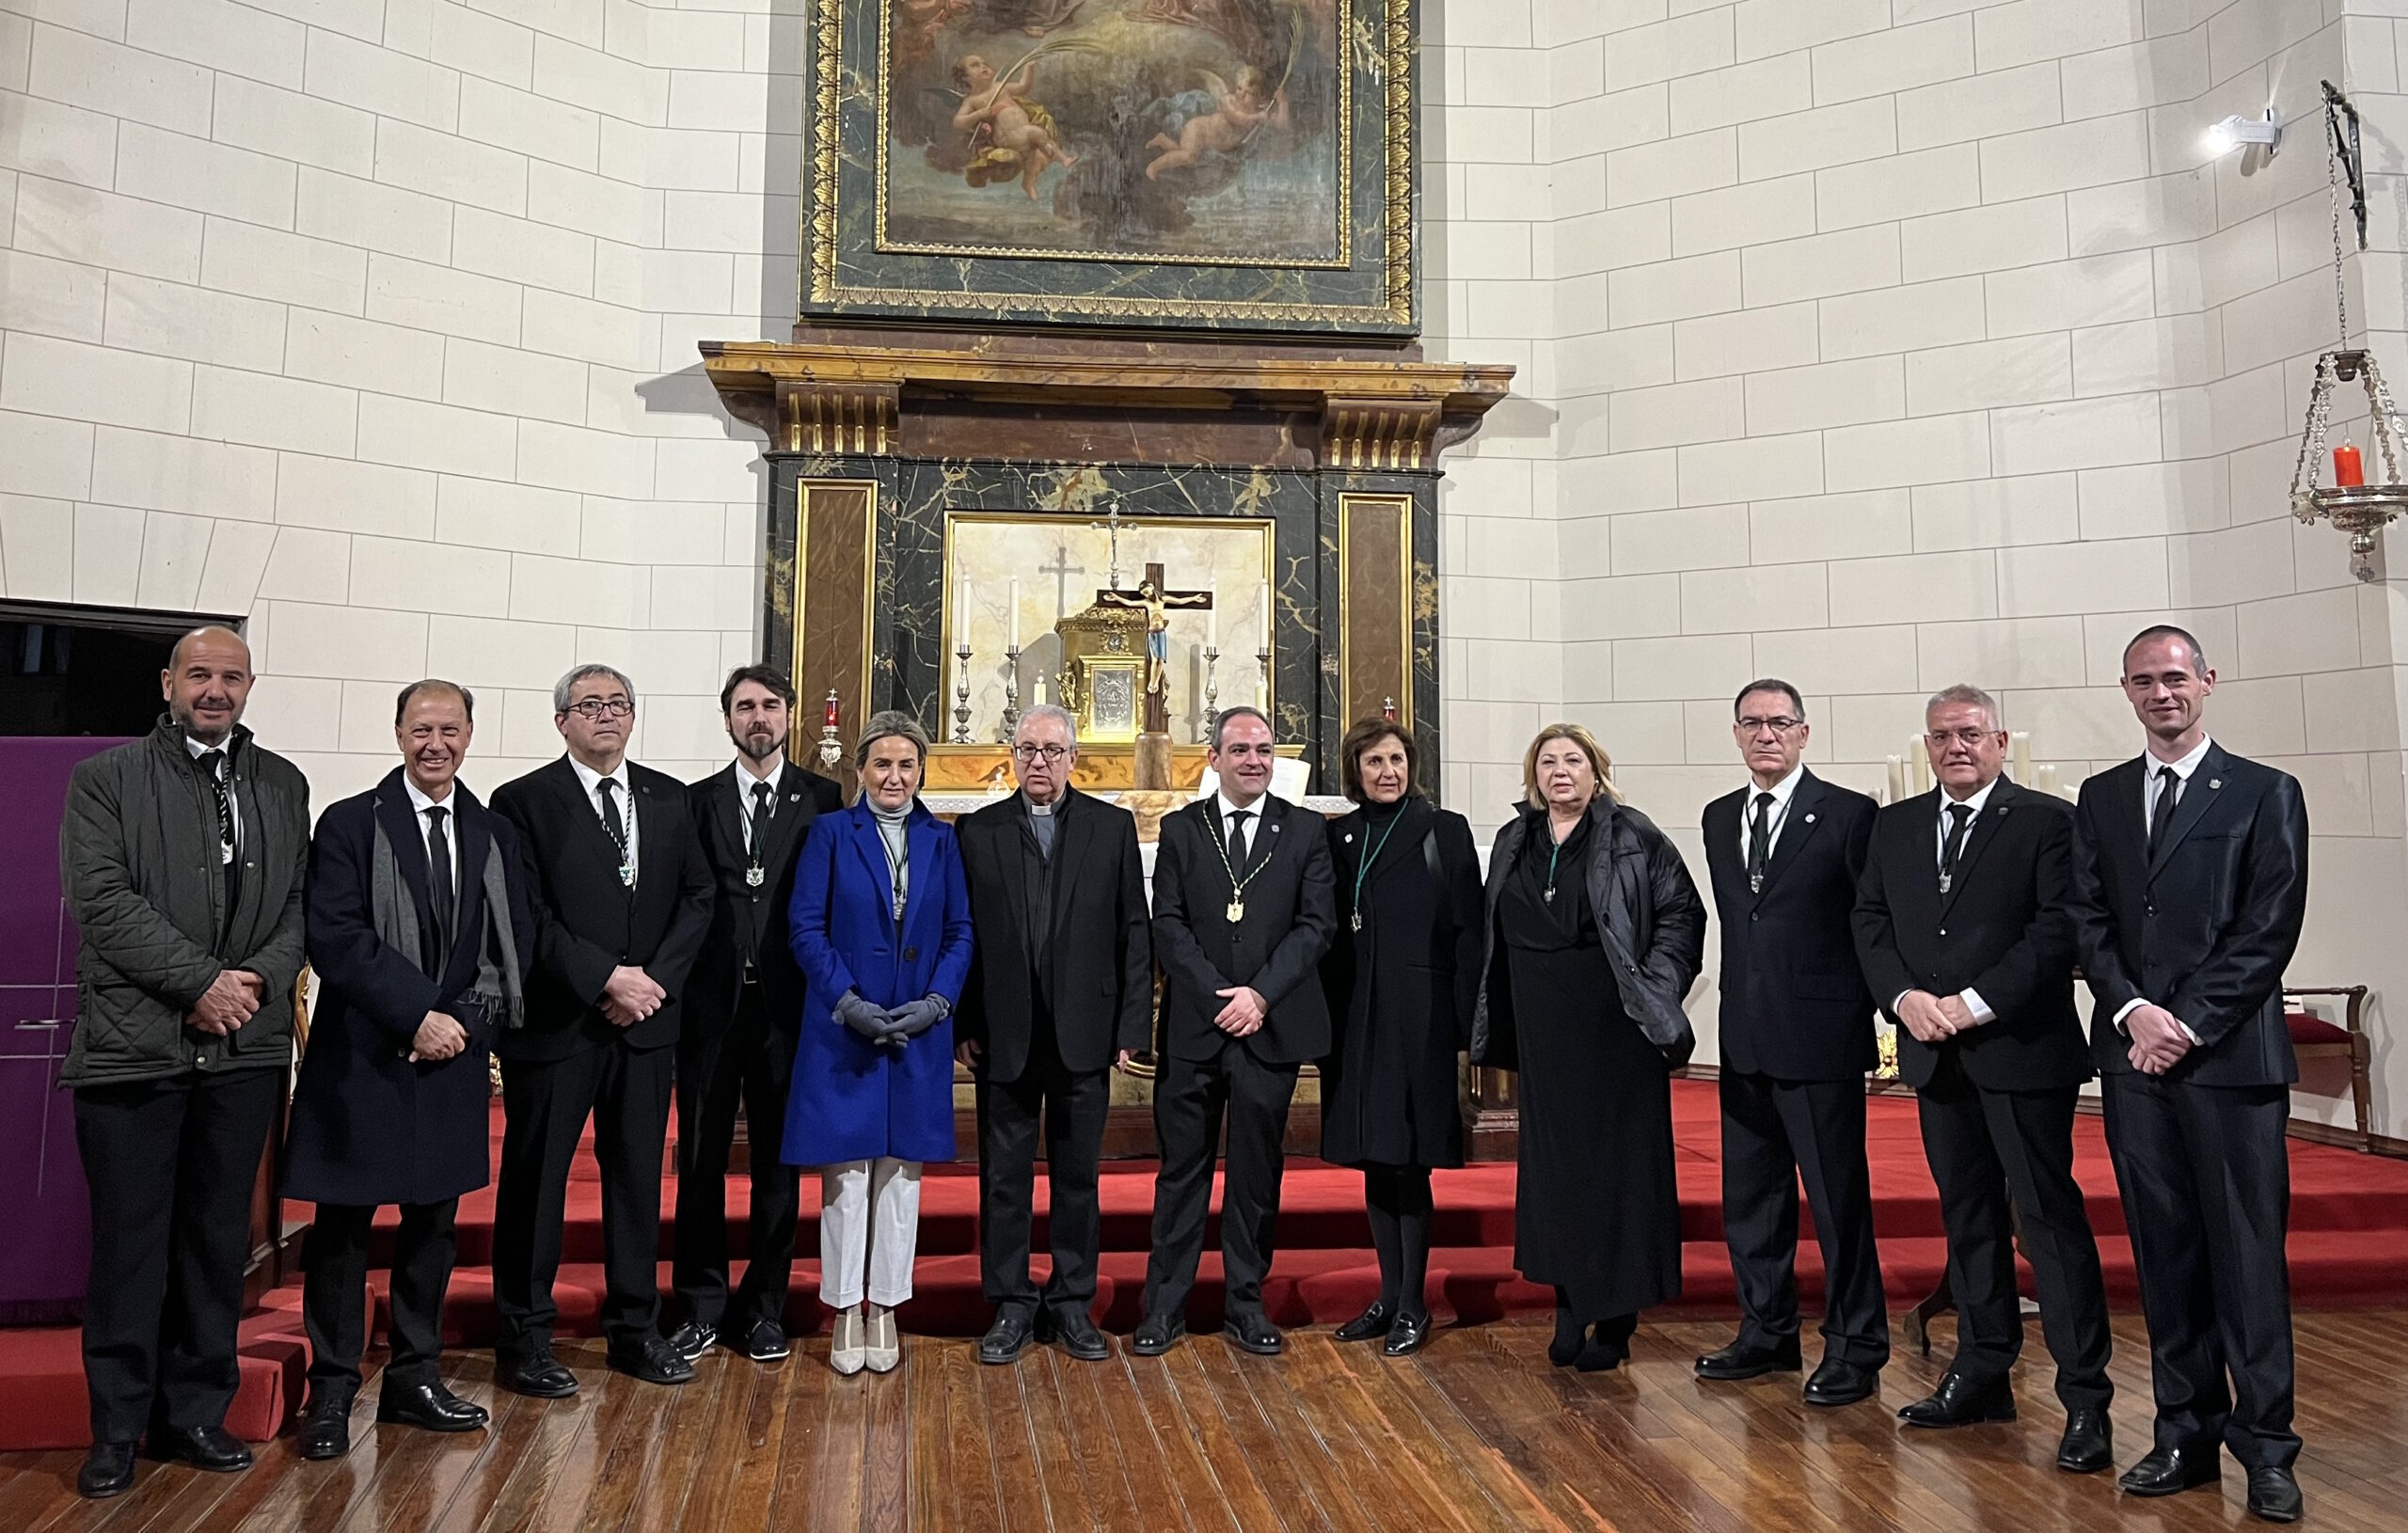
[6,1311,2405,1531]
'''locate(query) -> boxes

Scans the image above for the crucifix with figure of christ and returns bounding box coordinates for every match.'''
[1095,561,1212,736]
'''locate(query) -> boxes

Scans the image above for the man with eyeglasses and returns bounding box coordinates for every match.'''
[954,704,1152,1364]
[1696,680,1888,1409]
[488,664,714,1397]
[1854,684,2112,1475]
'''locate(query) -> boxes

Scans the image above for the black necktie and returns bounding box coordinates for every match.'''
[424,805,455,973]
[198,749,238,923]
[1746,791,1774,889]
[598,777,628,866]
[749,780,773,864]
[1940,801,1973,886]
[2147,766,2179,858]
[1227,808,1253,877]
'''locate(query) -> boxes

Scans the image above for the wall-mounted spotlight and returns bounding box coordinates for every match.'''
[2203,108,2281,159]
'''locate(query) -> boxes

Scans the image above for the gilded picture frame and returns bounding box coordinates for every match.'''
[804,0,1418,336]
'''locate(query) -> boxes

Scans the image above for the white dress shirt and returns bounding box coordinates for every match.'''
[569,754,639,883]
[183,734,242,849]
[731,757,785,844]
[2113,735,2215,1039]
[1893,775,2001,1028]
[403,775,460,892]
[1734,763,1805,865]
[1215,791,1265,866]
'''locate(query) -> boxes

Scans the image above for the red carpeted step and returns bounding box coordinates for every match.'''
[0,1294,318,1450]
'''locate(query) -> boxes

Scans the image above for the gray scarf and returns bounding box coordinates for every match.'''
[870,798,911,911]
[371,807,526,1030]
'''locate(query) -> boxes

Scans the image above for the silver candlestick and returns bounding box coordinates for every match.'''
[952,636,974,744]
[1255,642,1272,713]
[1201,644,1221,742]
[998,644,1022,743]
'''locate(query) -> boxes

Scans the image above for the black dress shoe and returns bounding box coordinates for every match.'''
[1043,1308,1112,1362]
[2245,1465,2303,1523]
[377,1381,489,1433]
[1334,1302,1395,1344]
[2056,1409,2113,1474]
[499,1349,579,1399]
[979,1310,1036,1366]
[1223,1312,1283,1356]
[608,1336,696,1386]
[1695,1335,1802,1381]
[76,1441,135,1498]
[152,1424,252,1472]
[1131,1313,1186,1357]
[1383,1311,1433,1358]
[736,1319,790,1363]
[1803,1357,1879,1408]
[2118,1444,2222,1496]
[1897,1370,2014,1428]
[665,1320,717,1364]
[295,1395,353,1460]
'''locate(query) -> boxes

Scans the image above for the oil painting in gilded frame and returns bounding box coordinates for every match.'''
[804,0,1418,336]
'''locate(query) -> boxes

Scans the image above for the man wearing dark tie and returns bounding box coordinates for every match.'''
[2070,626,2309,1523]
[665,667,842,1366]
[1854,685,2113,1474]
[286,680,534,1459]
[1136,706,1337,1356]
[956,703,1152,1365]
[489,664,714,1396]
[1696,679,1887,1408]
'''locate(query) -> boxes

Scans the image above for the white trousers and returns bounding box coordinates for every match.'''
[818,1157,921,1309]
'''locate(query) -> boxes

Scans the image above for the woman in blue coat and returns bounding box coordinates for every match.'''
[785,711,973,1375]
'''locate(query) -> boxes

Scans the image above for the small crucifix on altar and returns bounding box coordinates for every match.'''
[1095,561,1212,737]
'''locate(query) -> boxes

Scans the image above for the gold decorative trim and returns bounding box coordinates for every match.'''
[1323,397,1439,470]
[780,382,898,454]
[1338,491,1412,731]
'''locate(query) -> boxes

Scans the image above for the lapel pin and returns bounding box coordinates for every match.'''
[1343,832,1354,843]
[1804,813,1816,824]
[2209,779,2222,789]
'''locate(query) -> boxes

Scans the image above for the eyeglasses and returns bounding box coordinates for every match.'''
[1924,728,1999,748]
[1011,743,1069,762]
[565,698,633,719]
[1735,716,1803,735]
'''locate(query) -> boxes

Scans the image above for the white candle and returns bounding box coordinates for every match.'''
[1007,578,1020,650]
[1886,755,1906,804]
[2012,730,2032,785]
[2037,763,2060,798]
[1034,675,1047,705]
[1910,735,1932,795]
[1259,582,1272,642]
[1207,586,1218,648]
[956,580,971,650]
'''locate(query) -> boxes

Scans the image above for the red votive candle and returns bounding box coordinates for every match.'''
[2335,441,2366,487]
[824,692,840,726]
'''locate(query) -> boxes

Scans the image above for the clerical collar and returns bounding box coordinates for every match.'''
[1026,793,1060,817]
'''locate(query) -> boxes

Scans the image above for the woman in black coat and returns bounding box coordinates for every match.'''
[1318,719,1484,1356]
[1470,722,1705,1371]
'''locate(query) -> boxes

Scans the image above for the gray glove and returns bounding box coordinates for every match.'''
[835,990,897,1042]
[886,994,951,1041]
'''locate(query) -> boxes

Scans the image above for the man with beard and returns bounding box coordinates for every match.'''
[285,680,534,1459]
[666,667,843,1365]
[59,626,309,1498]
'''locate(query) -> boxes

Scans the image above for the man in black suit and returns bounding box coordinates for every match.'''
[1136,706,1337,1357]
[287,680,533,1459]
[2070,625,2309,1523]
[956,703,1152,1366]
[489,663,714,1396]
[1696,679,1887,1408]
[1855,684,2114,1474]
[665,667,843,1367]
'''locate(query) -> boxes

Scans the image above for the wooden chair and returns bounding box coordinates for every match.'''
[2285,986,2373,1152]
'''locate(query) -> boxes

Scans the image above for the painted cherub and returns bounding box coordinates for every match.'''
[951,54,1078,199]
[1144,65,1289,180]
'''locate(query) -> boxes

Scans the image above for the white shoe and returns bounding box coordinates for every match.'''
[865,1304,901,1373]
[829,1304,866,1376]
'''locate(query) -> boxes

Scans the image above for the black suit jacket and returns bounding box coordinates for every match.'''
[2070,743,2307,1087]
[956,788,1153,1081]
[683,759,843,1041]
[1854,779,2090,1092]
[1702,770,1878,1081]
[490,755,714,1062]
[1151,795,1338,1066]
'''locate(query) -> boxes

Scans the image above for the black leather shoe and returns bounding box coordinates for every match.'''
[377,1381,488,1433]
[1695,1335,1802,1381]
[295,1395,353,1460]
[665,1320,717,1364]
[1334,1302,1395,1344]
[1897,1370,2013,1428]
[2118,1444,2222,1496]
[2245,1465,2302,1523]
[76,1441,135,1498]
[2057,1409,2112,1473]
[499,1349,579,1399]
[1383,1311,1433,1358]
[1043,1308,1112,1362]
[979,1310,1036,1365]
[736,1319,790,1363]
[1223,1312,1283,1356]
[1132,1313,1187,1357]
[1803,1356,1879,1408]
[608,1336,696,1385]
[152,1424,251,1472]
